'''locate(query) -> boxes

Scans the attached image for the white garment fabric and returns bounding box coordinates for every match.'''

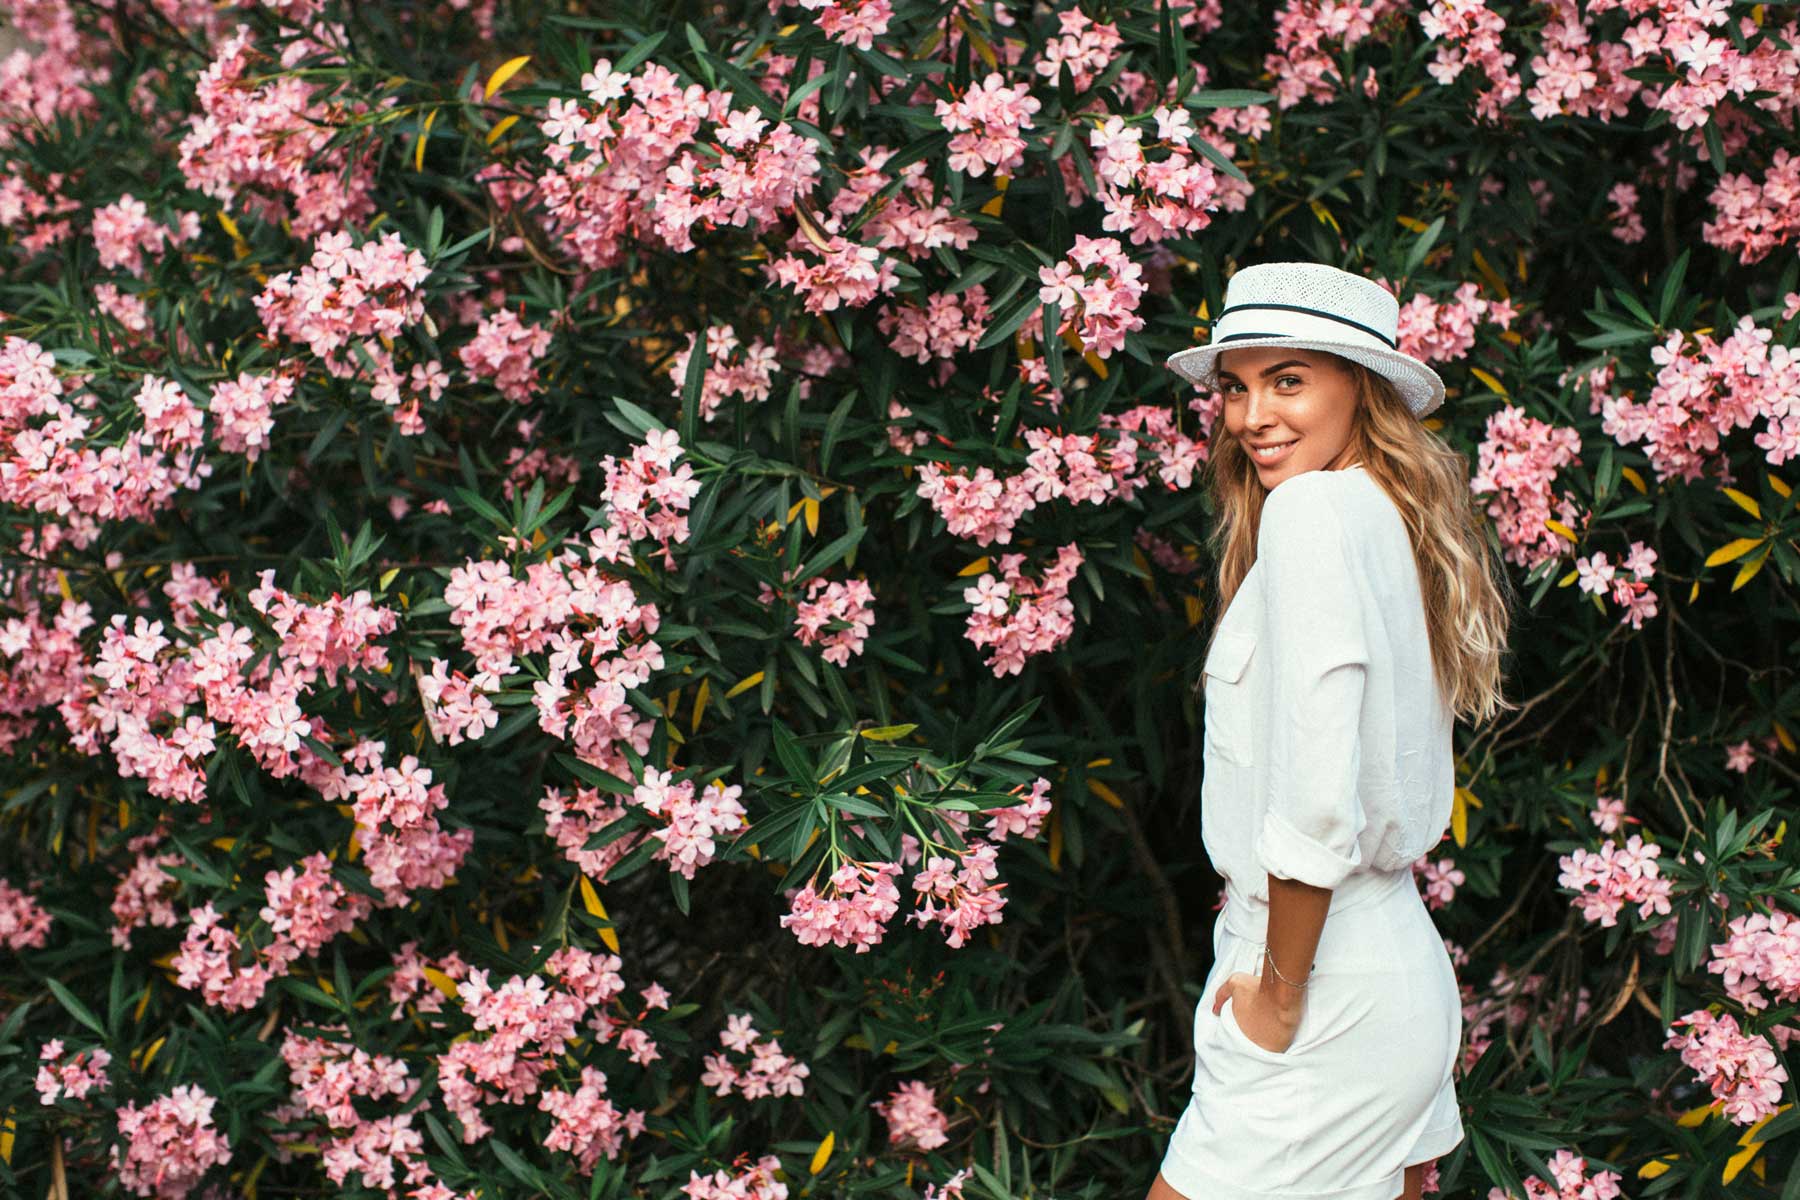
[1158,465,1466,1198]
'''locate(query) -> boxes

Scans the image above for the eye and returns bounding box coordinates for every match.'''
[1276,374,1303,388]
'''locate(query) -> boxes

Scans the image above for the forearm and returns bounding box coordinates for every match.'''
[1260,872,1329,1015]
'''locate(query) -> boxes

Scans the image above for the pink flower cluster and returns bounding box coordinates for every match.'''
[1588,315,1800,481]
[914,424,1157,549]
[0,876,50,949]
[1707,148,1800,264]
[764,223,903,317]
[1605,181,1646,243]
[386,939,471,1019]
[1480,1147,1624,1200]
[35,1038,110,1104]
[459,308,554,404]
[871,1078,949,1151]
[1663,1007,1790,1125]
[1387,279,1517,366]
[826,144,978,264]
[253,229,429,361]
[877,286,993,382]
[518,58,821,270]
[273,1029,450,1197]
[779,779,1051,953]
[1708,910,1800,1017]
[961,544,1084,677]
[1083,103,1250,247]
[179,26,382,238]
[600,428,704,568]
[112,1084,233,1199]
[780,857,904,953]
[1557,832,1674,928]
[210,370,297,463]
[791,0,893,53]
[539,1064,640,1175]
[173,852,373,1011]
[343,747,473,907]
[1266,0,1402,109]
[1413,857,1466,910]
[1468,404,1585,570]
[699,1012,811,1099]
[91,193,198,276]
[793,576,877,666]
[680,1156,789,1200]
[417,658,499,746]
[436,946,649,1147]
[110,850,182,948]
[1574,541,1659,629]
[935,71,1041,178]
[1035,234,1147,359]
[667,322,779,422]
[0,342,214,546]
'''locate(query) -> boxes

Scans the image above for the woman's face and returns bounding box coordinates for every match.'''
[1214,347,1361,486]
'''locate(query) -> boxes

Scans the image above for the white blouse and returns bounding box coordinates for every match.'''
[1201,464,1455,900]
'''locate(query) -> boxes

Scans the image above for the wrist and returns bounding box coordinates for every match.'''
[1259,950,1309,1018]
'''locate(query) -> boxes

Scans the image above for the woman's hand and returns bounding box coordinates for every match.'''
[1212,971,1303,1054]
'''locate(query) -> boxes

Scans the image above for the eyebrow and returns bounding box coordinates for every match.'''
[1216,359,1314,381]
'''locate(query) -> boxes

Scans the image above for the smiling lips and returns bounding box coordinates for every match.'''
[1247,438,1298,463]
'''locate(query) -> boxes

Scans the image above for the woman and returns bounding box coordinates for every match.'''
[1148,261,1516,1200]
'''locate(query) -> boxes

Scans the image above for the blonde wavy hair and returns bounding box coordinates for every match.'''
[1195,357,1518,727]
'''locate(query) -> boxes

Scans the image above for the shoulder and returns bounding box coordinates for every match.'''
[1256,470,1353,556]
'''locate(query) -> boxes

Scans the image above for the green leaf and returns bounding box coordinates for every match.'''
[46,977,106,1036]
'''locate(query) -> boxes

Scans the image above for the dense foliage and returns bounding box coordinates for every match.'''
[1,2,1799,1198]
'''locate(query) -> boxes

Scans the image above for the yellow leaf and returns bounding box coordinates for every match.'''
[1620,466,1647,493]
[140,1036,166,1070]
[1558,568,1579,588]
[1087,778,1123,809]
[980,173,1009,217]
[1768,472,1790,498]
[1722,1139,1760,1184]
[1545,519,1578,542]
[1451,790,1468,848]
[1,1109,13,1166]
[379,568,399,591]
[691,677,709,733]
[1184,595,1204,627]
[414,108,438,172]
[1308,198,1340,234]
[860,723,917,741]
[1723,487,1761,519]
[581,876,621,953]
[1677,1100,1719,1127]
[56,569,72,601]
[1395,215,1428,233]
[1733,543,1772,591]
[1469,367,1508,397]
[1470,248,1509,299]
[134,985,152,1022]
[420,967,459,1000]
[1088,756,1113,768]
[786,498,806,527]
[803,496,820,536]
[211,836,236,852]
[725,671,764,699]
[485,114,520,145]
[809,1131,835,1175]
[1085,350,1108,378]
[1776,721,1795,753]
[958,557,991,577]
[1047,800,1062,871]
[484,55,531,99]
[1689,579,1700,603]
[882,1039,898,1054]
[1705,537,1763,567]
[1638,1155,1677,1180]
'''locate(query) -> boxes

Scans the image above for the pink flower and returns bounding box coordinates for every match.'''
[112,1084,232,1198]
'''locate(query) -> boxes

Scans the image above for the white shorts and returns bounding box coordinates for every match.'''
[1158,868,1465,1200]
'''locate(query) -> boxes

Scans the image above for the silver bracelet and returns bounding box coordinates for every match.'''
[1262,945,1311,989]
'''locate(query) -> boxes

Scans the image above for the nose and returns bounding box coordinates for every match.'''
[1241,386,1276,429]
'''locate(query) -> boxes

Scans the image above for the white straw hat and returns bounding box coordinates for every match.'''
[1166,261,1446,419]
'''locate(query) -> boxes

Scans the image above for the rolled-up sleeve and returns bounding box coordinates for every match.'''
[1253,476,1370,891]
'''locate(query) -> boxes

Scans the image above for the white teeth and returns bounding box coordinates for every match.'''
[1252,440,1295,458]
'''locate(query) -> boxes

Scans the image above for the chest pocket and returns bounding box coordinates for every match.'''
[1203,629,1257,766]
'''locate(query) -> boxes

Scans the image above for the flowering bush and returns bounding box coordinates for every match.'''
[0,2,1798,1198]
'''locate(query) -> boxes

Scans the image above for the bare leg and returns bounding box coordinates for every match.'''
[1145,1171,1192,1200]
[1395,1161,1425,1200]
